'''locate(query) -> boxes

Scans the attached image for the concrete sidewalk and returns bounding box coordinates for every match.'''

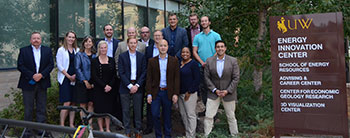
[0,70,19,111]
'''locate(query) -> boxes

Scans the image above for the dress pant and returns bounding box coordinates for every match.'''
[178,92,198,138]
[151,90,172,138]
[204,97,238,136]
[22,85,47,123]
[120,92,143,134]
[199,67,208,105]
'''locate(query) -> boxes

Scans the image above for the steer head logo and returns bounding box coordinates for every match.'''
[277,17,287,33]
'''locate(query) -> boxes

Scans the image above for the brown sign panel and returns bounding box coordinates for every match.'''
[270,12,348,138]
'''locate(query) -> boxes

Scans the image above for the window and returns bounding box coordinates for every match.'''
[95,0,122,39]
[0,0,50,68]
[123,2,147,39]
[59,0,91,38]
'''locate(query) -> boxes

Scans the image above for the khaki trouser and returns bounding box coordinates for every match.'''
[204,97,238,136]
[178,92,198,138]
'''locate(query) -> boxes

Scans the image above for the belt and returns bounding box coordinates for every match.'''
[130,80,136,85]
[159,87,168,91]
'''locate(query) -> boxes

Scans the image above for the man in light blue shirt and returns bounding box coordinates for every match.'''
[146,39,180,138]
[192,16,221,108]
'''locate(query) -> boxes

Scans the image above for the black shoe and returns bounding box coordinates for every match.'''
[198,111,206,117]
[143,128,153,135]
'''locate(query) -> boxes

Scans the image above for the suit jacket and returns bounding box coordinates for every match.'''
[161,26,189,58]
[74,52,96,82]
[204,55,240,102]
[17,45,54,91]
[114,41,146,76]
[139,38,155,49]
[145,39,158,61]
[186,25,203,52]
[96,38,120,58]
[118,51,147,94]
[146,55,180,100]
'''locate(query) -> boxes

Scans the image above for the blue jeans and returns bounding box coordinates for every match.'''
[151,90,172,138]
[120,92,143,134]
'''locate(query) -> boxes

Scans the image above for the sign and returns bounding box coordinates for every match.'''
[270,12,348,138]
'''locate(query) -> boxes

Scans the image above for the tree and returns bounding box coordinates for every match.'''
[179,0,350,100]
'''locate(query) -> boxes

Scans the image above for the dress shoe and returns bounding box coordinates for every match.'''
[143,128,152,135]
[125,133,132,137]
[135,133,143,138]
[198,111,206,117]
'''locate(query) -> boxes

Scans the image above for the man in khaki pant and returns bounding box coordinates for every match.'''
[203,40,240,137]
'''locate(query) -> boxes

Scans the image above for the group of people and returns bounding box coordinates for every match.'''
[17,13,240,138]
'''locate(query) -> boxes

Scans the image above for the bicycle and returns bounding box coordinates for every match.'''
[57,106,126,138]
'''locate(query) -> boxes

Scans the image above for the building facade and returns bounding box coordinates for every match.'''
[0,0,182,69]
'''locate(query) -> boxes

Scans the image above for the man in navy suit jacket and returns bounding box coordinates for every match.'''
[17,32,54,124]
[161,13,189,58]
[96,24,120,58]
[118,38,146,137]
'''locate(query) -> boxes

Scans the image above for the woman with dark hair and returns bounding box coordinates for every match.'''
[74,35,96,127]
[56,31,79,127]
[178,47,200,138]
[91,41,116,132]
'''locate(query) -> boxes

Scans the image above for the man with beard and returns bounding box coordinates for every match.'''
[97,24,120,58]
[204,40,240,137]
[192,16,221,110]
[139,26,154,48]
[186,13,202,52]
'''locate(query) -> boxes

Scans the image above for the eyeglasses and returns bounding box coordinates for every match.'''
[141,32,150,34]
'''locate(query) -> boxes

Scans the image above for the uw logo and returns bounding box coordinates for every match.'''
[277,17,313,33]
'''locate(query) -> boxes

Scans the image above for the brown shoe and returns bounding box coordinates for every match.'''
[135,133,142,138]
[126,133,132,137]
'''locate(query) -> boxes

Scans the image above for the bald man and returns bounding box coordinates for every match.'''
[146,39,179,138]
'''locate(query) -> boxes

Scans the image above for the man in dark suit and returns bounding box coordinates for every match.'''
[118,38,147,138]
[146,39,179,138]
[186,13,203,52]
[17,32,54,135]
[204,40,240,137]
[96,24,120,58]
[139,26,155,48]
[161,13,189,58]
[143,30,163,134]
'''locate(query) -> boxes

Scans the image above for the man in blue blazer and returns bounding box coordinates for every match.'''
[96,24,120,58]
[17,32,54,125]
[118,38,147,138]
[161,13,189,58]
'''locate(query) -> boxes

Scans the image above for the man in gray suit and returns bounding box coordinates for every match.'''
[204,40,240,137]
[114,27,146,76]
[161,13,189,58]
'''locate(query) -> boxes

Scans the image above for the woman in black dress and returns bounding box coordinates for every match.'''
[91,40,116,132]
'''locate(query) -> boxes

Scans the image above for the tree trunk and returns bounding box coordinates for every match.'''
[255,7,267,100]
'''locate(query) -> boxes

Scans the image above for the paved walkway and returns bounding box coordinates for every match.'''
[0,70,19,110]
